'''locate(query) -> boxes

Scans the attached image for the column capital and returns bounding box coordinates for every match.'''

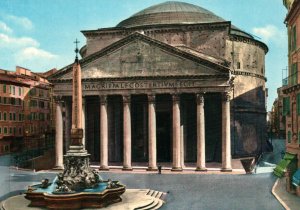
[99,95,107,105]
[223,92,231,102]
[123,95,131,104]
[54,95,63,103]
[172,94,180,102]
[196,93,205,104]
[148,94,156,103]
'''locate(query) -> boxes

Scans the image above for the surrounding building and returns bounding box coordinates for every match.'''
[271,87,287,138]
[49,1,268,172]
[274,0,300,196]
[0,66,55,155]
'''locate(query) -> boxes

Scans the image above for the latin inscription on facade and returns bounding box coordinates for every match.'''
[83,81,196,90]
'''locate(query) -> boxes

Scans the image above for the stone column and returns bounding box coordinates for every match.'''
[196,93,207,171]
[221,92,232,172]
[172,94,182,171]
[147,94,157,171]
[99,95,109,170]
[64,99,71,152]
[123,95,132,170]
[54,97,64,169]
[82,97,86,147]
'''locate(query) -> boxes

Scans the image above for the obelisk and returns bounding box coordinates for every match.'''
[69,39,84,151]
[55,40,99,192]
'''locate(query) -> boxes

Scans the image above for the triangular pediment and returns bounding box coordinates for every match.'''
[51,33,230,80]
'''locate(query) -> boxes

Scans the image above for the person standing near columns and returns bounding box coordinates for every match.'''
[54,96,64,169]
[147,94,158,171]
[171,94,182,171]
[221,92,232,172]
[99,95,109,170]
[196,93,207,171]
[123,95,132,170]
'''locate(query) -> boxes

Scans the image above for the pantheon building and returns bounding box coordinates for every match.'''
[49,1,268,171]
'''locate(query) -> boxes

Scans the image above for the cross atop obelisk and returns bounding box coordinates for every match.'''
[74,39,80,61]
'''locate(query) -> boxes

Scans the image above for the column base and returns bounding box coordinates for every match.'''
[195,167,207,172]
[171,167,183,172]
[147,167,158,171]
[99,166,109,171]
[221,168,232,172]
[53,166,64,170]
[122,167,133,171]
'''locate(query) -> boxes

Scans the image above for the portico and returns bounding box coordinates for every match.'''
[54,80,232,172]
[51,32,233,172]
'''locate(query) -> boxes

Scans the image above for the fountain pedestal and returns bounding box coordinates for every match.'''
[25,144,125,209]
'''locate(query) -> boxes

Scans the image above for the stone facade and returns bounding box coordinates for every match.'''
[49,2,268,171]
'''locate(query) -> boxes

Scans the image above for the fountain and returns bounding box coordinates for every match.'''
[24,40,125,209]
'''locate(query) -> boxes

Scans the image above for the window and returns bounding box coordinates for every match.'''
[290,63,298,85]
[237,62,240,69]
[4,127,7,134]
[12,86,15,95]
[19,87,22,96]
[30,88,36,96]
[292,25,297,51]
[283,97,290,116]
[19,127,22,135]
[11,97,15,105]
[13,113,16,121]
[288,131,292,143]
[9,127,12,134]
[297,93,300,115]
[9,113,12,121]
[39,101,45,108]
[3,97,6,104]
[3,84,6,93]
[298,132,300,144]
[0,127,2,134]
[19,113,22,121]
[0,112,1,120]
[30,100,37,107]
[3,112,6,121]
[0,96,2,103]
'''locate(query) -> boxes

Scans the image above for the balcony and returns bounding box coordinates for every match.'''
[282,71,298,87]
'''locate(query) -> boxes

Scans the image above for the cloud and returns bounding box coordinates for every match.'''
[6,15,33,30]
[0,33,39,48]
[0,21,12,33]
[16,47,57,62]
[252,25,286,44]
[14,47,59,71]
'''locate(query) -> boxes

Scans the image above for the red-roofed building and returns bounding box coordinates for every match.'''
[0,67,56,155]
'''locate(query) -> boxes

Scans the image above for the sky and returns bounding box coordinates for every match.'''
[0,0,288,111]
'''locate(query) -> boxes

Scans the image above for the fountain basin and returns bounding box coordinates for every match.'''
[25,180,126,210]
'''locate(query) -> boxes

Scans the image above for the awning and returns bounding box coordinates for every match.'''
[292,169,300,186]
[273,153,297,178]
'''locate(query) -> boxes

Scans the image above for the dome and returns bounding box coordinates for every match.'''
[116,1,253,38]
[117,1,225,27]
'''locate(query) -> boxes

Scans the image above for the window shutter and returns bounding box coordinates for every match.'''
[288,131,292,143]
[283,97,290,116]
[298,94,300,115]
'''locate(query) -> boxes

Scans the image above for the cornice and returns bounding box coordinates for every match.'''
[229,34,268,53]
[232,71,267,81]
[51,74,229,84]
[81,22,231,37]
[282,83,300,94]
